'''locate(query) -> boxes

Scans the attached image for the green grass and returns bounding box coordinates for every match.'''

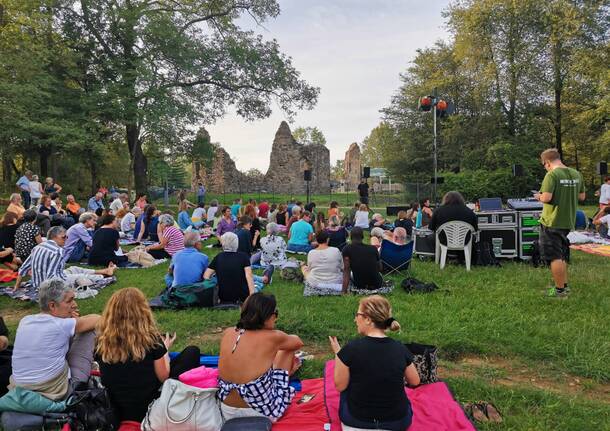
[1,238,609,429]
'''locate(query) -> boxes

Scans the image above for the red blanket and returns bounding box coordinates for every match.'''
[274,361,475,431]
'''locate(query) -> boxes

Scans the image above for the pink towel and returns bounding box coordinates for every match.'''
[179,365,219,388]
[273,378,330,431]
[324,360,475,431]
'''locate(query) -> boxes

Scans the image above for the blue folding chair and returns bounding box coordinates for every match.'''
[379,239,414,277]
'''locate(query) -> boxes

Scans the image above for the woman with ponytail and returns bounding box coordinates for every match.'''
[329,295,420,431]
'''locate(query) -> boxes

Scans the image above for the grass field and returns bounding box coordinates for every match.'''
[0,200,607,429]
[1,231,609,430]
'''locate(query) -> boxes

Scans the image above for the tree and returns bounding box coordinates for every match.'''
[361,122,395,168]
[56,1,319,195]
[292,126,327,146]
[331,159,344,181]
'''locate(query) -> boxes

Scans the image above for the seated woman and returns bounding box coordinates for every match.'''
[14,210,42,261]
[39,195,72,229]
[342,227,383,293]
[204,232,271,304]
[0,211,19,253]
[145,214,185,260]
[216,206,236,241]
[313,211,326,233]
[177,200,204,231]
[353,204,370,229]
[286,207,301,232]
[275,204,288,230]
[267,204,278,224]
[97,288,200,423]
[301,230,344,296]
[394,210,413,237]
[369,213,389,231]
[325,215,348,250]
[244,204,261,249]
[134,205,158,242]
[88,215,129,267]
[251,222,293,269]
[218,293,303,422]
[369,227,389,250]
[327,201,340,219]
[329,295,420,431]
[120,207,141,235]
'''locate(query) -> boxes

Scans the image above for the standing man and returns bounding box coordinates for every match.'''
[534,148,585,297]
[16,170,33,209]
[197,182,206,206]
[357,178,369,206]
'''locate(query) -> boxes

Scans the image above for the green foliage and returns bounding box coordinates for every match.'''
[331,159,344,181]
[292,126,327,146]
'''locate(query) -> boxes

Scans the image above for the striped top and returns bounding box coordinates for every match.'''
[18,240,66,288]
[162,226,185,256]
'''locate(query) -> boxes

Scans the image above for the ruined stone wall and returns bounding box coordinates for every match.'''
[344,142,361,192]
[264,121,330,194]
[192,146,250,193]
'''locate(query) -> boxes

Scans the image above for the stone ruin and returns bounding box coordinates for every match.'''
[344,142,361,191]
[192,121,330,194]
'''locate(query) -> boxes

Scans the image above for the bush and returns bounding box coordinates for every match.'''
[438,169,536,201]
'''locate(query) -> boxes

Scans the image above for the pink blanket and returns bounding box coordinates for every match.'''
[274,361,474,430]
[179,365,219,388]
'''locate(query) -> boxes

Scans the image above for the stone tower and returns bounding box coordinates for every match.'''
[264,121,330,194]
[344,142,361,191]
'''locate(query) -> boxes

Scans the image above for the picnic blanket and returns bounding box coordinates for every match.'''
[273,361,475,431]
[118,239,155,246]
[570,243,610,257]
[0,277,116,302]
[567,231,610,245]
[0,269,18,284]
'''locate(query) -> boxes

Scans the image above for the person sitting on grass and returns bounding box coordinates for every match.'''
[165,231,209,288]
[6,193,25,219]
[287,211,315,254]
[301,230,344,296]
[204,232,272,304]
[244,204,262,249]
[14,210,42,261]
[369,213,389,231]
[313,211,326,233]
[394,210,413,237]
[177,200,205,231]
[286,206,301,232]
[216,206,236,241]
[145,214,185,260]
[592,206,610,238]
[218,293,303,422]
[353,204,370,229]
[65,194,83,220]
[134,205,158,242]
[63,212,97,264]
[87,192,105,213]
[235,215,259,256]
[329,295,420,431]
[231,198,243,219]
[325,215,348,250]
[96,288,200,423]
[251,222,291,269]
[88,214,129,267]
[275,204,288,228]
[120,206,141,235]
[267,204,278,224]
[369,227,390,250]
[10,278,101,400]
[14,226,116,290]
[342,227,383,293]
[0,211,19,256]
[207,200,219,223]
[191,202,207,225]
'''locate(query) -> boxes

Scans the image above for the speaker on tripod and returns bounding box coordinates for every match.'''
[363,167,370,178]
[597,162,608,176]
[303,170,312,181]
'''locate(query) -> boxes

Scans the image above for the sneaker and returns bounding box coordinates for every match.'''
[547,287,568,298]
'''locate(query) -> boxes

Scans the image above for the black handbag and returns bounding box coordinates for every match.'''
[66,381,117,431]
[405,342,438,384]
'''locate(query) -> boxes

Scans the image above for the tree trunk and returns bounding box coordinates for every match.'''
[126,123,147,196]
[553,40,563,158]
[90,159,98,196]
[38,146,50,178]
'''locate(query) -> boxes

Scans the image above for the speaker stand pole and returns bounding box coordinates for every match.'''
[433,88,438,206]
[306,180,310,205]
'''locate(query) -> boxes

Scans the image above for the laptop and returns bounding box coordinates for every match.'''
[478,197,503,212]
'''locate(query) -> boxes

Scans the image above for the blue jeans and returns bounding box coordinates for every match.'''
[287,243,312,253]
[21,191,31,209]
[253,266,274,292]
[67,240,87,263]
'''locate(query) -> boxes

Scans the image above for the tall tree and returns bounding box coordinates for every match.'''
[292,126,327,146]
[56,1,319,195]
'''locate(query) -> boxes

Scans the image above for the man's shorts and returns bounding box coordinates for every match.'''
[539,225,570,262]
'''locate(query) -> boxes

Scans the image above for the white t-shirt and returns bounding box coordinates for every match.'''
[29,181,42,198]
[121,212,136,232]
[600,183,610,204]
[354,210,370,228]
[600,214,610,227]
[12,314,76,385]
[207,206,218,221]
[192,207,206,220]
[306,247,344,284]
[109,198,123,214]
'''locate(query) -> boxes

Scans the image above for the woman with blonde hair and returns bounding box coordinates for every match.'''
[329,295,419,431]
[96,288,200,423]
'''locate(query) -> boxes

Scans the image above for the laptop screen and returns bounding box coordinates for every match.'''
[479,198,503,211]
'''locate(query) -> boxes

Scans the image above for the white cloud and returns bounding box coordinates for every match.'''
[206,0,451,171]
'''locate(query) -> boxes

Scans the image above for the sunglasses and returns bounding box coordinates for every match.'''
[272,310,279,318]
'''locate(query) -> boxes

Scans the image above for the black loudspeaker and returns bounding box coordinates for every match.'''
[303,170,311,181]
[597,162,608,176]
[363,167,370,178]
[512,164,524,177]
[430,177,444,184]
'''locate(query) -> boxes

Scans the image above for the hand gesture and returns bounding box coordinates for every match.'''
[163,332,177,350]
[71,309,81,318]
[328,336,341,354]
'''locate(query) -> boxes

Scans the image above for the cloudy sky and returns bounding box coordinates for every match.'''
[207,0,452,172]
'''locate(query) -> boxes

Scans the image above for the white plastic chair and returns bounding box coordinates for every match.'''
[435,221,476,271]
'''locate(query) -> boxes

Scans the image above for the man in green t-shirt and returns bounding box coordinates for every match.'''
[534,148,585,297]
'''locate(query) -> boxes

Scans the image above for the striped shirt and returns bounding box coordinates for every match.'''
[18,240,66,288]
[162,226,185,256]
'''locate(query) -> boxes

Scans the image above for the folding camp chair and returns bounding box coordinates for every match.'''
[379,239,414,277]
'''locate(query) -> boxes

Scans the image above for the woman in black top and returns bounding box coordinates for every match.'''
[325,215,348,250]
[96,288,200,423]
[88,215,129,267]
[0,212,19,250]
[329,295,420,431]
[276,204,288,226]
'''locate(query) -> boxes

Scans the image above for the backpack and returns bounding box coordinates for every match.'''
[280,266,304,283]
[474,239,501,267]
[401,278,438,294]
[160,280,218,309]
[66,382,117,431]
